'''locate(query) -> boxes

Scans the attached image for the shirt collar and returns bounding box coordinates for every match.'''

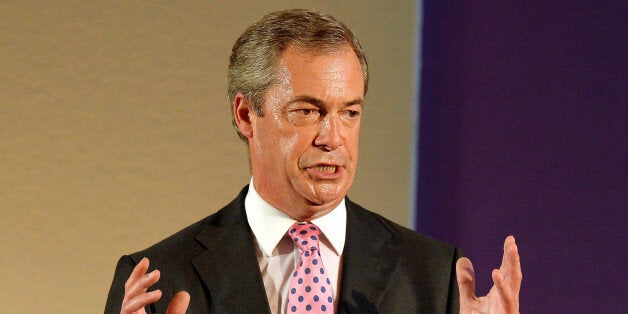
[245,178,347,257]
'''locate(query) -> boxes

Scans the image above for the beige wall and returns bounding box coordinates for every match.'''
[0,1,416,312]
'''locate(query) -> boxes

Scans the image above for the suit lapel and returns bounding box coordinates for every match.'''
[339,199,399,313]
[191,191,271,313]
[187,191,399,313]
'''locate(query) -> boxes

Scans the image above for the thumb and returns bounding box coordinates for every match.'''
[166,291,190,314]
[456,257,477,302]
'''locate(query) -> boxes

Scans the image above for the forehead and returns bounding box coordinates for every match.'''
[273,45,365,101]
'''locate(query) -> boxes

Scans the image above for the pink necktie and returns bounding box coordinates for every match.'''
[286,222,334,313]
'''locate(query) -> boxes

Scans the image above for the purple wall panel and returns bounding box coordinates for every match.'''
[416,2,626,312]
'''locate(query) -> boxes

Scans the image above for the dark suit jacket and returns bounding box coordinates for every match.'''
[105,187,463,313]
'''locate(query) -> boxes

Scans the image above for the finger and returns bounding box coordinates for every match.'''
[166,291,191,314]
[125,257,150,291]
[500,236,522,288]
[124,269,161,302]
[456,257,477,302]
[500,236,516,269]
[494,236,522,313]
[492,269,519,312]
[122,289,162,313]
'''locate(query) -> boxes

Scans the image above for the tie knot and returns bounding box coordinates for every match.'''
[287,222,321,252]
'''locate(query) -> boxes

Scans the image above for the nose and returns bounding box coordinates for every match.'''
[314,114,343,151]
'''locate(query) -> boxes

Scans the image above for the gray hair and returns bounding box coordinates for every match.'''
[228,8,369,142]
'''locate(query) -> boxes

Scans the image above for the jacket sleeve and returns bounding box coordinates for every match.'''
[104,255,139,314]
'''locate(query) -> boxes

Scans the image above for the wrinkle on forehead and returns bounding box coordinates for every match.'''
[322,62,348,98]
[281,46,359,101]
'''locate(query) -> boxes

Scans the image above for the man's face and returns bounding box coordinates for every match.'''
[247,44,364,220]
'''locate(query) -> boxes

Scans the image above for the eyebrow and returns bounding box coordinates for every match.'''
[290,95,364,108]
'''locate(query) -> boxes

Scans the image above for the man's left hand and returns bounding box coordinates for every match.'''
[456,236,522,313]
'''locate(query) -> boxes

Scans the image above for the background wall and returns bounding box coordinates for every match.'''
[0,1,417,312]
[416,1,626,312]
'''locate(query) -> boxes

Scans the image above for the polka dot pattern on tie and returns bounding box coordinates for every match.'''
[287,222,334,313]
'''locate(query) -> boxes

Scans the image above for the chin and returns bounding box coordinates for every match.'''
[308,187,346,206]
[298,202,338,220]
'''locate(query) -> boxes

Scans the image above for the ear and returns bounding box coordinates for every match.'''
[233,93,254,139]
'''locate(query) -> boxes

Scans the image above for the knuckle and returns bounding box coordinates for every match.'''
[514,270,523,280]
[124,280,132,290]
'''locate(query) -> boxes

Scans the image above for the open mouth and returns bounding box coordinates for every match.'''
[316,165,337,173]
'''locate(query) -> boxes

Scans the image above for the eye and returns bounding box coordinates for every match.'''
[286,107,321,126]
[346,110,360,118]
[297,109,317,116]
[341,106,361,119]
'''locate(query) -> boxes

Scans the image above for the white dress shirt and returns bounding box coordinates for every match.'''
[245,179,347,314]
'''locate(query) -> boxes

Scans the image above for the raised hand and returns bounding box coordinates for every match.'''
[456,236,522,314]
[120,257,190,314]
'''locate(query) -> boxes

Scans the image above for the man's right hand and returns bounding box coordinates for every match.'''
[120,257,190,314]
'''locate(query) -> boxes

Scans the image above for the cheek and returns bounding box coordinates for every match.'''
[348,128,360,158]
[278,132,299,162]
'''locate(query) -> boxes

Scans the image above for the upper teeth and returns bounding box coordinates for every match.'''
[317,165,336,173]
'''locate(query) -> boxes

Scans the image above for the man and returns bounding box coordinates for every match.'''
[106,9,521,314]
